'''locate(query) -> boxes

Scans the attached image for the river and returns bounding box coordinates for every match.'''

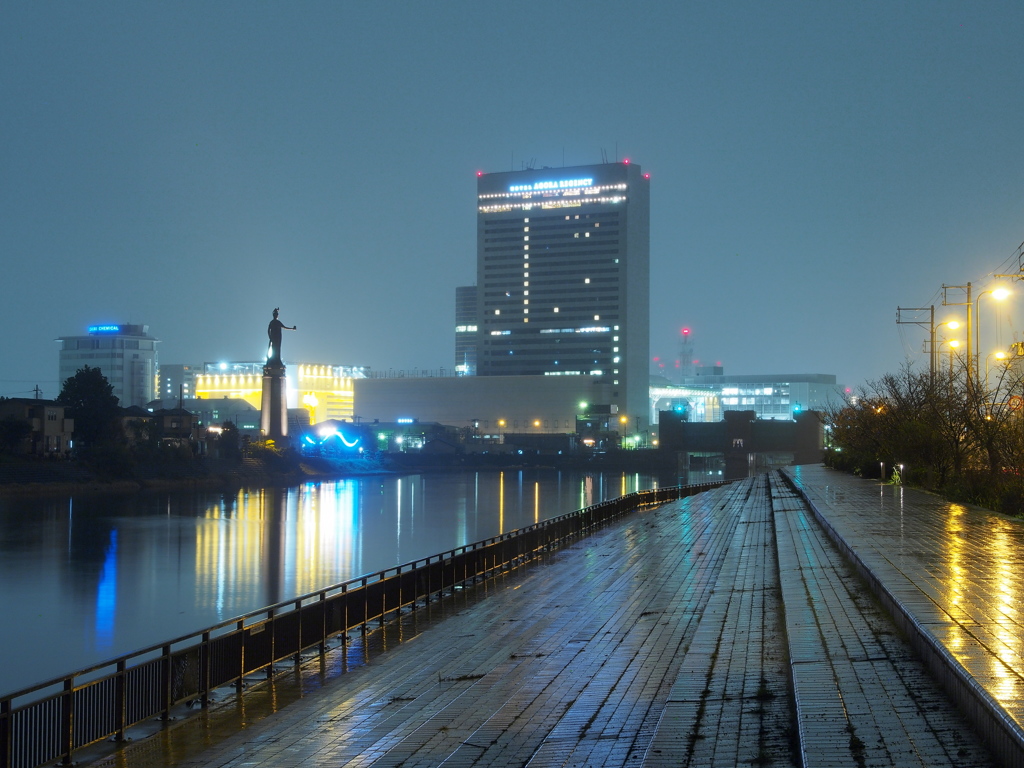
[0,469,662,695]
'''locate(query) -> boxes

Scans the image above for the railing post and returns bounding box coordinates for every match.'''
[294,601,302,667]
[267,609,276,678]
[161,644,173,719]
[319,593,328,656]
[200,631,211,707]
[59,677,73,766]
[236,621,245,692]
[0,696,9,768]
[114,659,127,741]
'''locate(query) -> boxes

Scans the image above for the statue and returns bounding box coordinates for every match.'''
[266,308,296,365]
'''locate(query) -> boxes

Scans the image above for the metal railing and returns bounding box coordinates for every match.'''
[0,481,725,768]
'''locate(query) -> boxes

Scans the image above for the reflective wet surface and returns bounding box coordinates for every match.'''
[0,469,659,695]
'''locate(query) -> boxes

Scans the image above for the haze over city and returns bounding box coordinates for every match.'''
[3,1,1023,399]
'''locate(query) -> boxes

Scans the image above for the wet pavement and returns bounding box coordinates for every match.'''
[86,467,1013,768]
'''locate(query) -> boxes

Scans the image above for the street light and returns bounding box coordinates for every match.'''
[976,287,1011,383]
[937,339,962,381]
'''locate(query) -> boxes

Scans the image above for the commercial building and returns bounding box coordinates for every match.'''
[193,362,366,427]
[56,324,159,407]
[454,285,478,376]
[679,371,842,420]
[353,373,617,437]
[475,161,650,427]
[159,364,201,405]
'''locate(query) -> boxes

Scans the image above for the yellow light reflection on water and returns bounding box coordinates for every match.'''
[193,483,361,618]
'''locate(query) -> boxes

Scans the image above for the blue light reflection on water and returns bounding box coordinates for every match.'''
[0,469,659,695]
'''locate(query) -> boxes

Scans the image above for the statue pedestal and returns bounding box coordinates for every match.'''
[261,362,288,441]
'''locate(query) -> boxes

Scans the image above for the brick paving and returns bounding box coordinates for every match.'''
[88,469,1004,768]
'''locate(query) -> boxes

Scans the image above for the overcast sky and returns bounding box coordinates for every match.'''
[3,1,1023,399]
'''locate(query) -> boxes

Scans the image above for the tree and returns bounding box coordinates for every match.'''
[0,414,32,454]
[57,366,121,448]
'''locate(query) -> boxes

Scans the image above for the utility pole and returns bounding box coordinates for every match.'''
[897,306,936,384]
[943,283,973,389]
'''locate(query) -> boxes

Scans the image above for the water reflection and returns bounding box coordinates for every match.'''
[0,469,658,694]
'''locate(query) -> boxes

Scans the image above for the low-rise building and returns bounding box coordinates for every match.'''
[0,398,74,456]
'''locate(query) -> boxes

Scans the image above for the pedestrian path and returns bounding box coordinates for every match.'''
[769,471,992,767]
[87,469,1004,768]
[787,464,1024,764]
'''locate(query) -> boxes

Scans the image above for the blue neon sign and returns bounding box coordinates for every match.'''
[88,325,121,334]
[509,177,594,193]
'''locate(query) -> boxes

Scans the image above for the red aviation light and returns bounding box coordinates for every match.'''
[476,171,484,177]
[643,173,650,179]
[681,327,690,336]
[623,158,630,165]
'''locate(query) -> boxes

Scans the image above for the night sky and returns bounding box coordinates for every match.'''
[3,2,1022,399]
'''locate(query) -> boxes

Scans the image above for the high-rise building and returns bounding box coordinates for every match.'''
[454,285,478,375]
[56,323,159,407]
[475,161,650,424]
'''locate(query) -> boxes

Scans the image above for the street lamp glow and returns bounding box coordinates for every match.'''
[946,321,961,330]
[993,288,1011,301]
[949,339,961,348]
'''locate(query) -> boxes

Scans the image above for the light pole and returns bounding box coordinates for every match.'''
[975,287,1011,385]
[985,351,1008,393]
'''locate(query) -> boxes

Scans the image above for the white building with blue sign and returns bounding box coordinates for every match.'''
[56,323,159,407]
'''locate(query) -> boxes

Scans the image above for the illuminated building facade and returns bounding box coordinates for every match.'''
[194,362,366,427]
[678,372,841,420]
[455,285,477,375]
[160,364,200,404]
[56,324,159,407]
[476,161,650,426]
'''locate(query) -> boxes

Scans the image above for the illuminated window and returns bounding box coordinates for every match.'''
[495,309,501,315]
[554,307,559,313]
[594,315,600,321]
[584,278,590,284]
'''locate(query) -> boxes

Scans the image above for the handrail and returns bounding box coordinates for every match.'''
[0,481,725,768]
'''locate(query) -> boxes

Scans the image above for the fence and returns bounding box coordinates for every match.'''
[0,481,724,768]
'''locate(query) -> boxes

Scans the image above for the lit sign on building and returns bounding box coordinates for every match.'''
[88,325,122,334]
[509,178,594,193]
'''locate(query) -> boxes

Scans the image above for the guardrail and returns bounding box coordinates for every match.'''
[0,481,725,768]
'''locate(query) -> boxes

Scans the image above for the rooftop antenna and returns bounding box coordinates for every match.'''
[600,148,608,163]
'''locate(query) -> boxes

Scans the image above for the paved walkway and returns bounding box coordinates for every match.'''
[88,468,1009,768]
